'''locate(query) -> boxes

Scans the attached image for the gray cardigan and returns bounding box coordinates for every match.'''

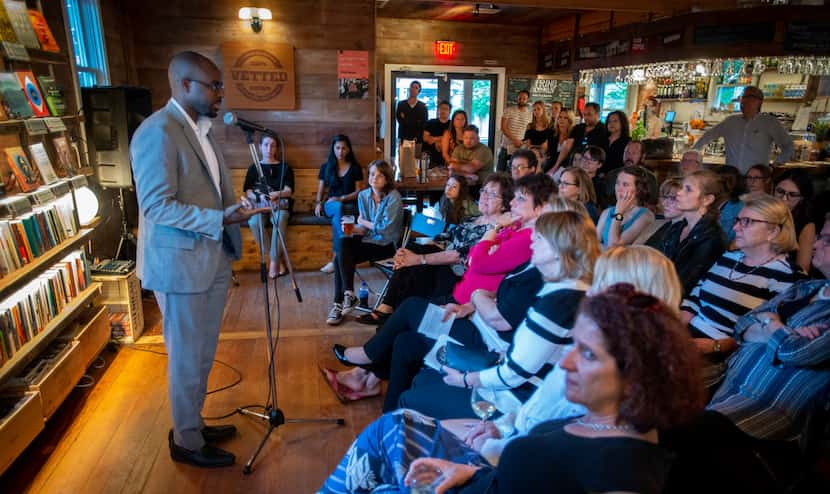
[357,188,403,246]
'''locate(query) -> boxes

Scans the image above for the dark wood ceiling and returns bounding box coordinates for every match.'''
[376,1,579,26]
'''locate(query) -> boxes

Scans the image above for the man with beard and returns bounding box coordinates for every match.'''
[498,89,533,172]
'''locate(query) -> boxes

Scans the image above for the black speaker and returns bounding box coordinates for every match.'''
[82,86,152,188]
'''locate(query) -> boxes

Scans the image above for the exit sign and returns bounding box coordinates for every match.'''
[434,40,457,59]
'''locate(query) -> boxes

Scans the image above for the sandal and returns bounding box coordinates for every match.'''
[341,385,381,401]
[318,365,349,404]
[355,310,390,326]
[332,344,375,371]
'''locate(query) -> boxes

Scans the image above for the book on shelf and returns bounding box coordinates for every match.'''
[0,0,17,42]
[51,136,78,172]
[0,250,89,366]
[0,201,76,278]
[27,9,59,53]
[2,0,39,50]
[27,143,58,185]
[14,70,49,117]
[0,72,33,119]
[36,76,64,117]
[4,146,40,193]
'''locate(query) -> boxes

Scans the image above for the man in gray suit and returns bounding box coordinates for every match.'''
[131,51,265,468]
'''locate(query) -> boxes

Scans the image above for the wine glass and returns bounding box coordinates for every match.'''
[470,387,496,423]
[409,463,443,494]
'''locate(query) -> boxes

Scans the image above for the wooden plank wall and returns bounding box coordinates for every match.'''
[99,0,377,172]
[376,17,540,79]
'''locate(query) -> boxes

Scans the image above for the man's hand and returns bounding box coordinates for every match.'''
[223,202,269,225]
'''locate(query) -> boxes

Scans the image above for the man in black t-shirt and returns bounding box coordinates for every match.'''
[422,100,451,166]
[395,80,428,145]
[569,102,609,155]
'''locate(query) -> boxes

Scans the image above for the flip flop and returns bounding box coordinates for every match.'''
[318,365,348,404]
[342,385,382,402]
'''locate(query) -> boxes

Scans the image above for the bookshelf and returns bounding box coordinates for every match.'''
[0,282,100,386]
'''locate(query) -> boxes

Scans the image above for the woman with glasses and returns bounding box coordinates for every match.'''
[578,145,610,208]
[774,169,816,273]
[557,167,599,223]
[324,175,556,401]
[603,110,631,174]
[508,149,538,181]
[646,170,726,296]
[522,101,553,153]
[680,194,802,386]
[744,163,772,194]
[319,283,704,494]
[596,166,655,249]
[441,110,469,165]
[314,134,365,273]
[355,174,512,326]
[635,178,683,244]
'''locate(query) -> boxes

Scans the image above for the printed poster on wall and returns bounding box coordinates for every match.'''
[221,41,295,110]
[337,50,369,99]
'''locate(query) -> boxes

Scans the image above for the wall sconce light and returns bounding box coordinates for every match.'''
[238,7,272,33]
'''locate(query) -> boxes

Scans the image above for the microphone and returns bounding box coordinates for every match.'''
[223,112,277,136]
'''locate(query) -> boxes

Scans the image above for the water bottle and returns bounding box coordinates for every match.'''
[358,281,370,308]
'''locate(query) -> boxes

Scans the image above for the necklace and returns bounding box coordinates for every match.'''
[574,417,633,432]
[727,252,779,282]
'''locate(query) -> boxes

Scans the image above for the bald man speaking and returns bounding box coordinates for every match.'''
[130,51,265,467]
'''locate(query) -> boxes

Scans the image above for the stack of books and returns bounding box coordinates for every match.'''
[0,250,89,366]
[0,201,79,278]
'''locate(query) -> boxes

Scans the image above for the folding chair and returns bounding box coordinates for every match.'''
[354,210,446,312]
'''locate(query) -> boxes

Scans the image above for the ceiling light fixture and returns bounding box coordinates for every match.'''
[238,7,272,33]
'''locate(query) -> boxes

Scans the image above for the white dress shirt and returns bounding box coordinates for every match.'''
[693,112,793,173]
[169,98,222,196]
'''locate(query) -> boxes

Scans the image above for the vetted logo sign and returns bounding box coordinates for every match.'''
[221,41,296,110]
[230,50,289,101]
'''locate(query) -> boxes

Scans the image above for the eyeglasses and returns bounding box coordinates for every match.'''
[510,164,532,171]
[480,189,499,199]
[733,217,781,228]
[187,79,224,92]
[660,194,678,202]
[774,187,802,200]
[559,180,578,187]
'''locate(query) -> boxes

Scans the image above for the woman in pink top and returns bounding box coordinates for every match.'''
[322,174,556,401]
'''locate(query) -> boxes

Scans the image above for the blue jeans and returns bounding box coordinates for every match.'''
[324,200,356,254]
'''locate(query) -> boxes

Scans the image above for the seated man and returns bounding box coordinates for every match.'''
[663,215,830,492]
[449,124,494,186]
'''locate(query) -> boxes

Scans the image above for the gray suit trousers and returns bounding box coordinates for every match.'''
[155,259,232,450]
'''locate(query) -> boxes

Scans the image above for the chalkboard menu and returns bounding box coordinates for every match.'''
[693,23,775,45]
[785,22,830,54]
[507,77,576,108]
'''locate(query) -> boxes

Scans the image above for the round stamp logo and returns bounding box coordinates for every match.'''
[230,49,289,101]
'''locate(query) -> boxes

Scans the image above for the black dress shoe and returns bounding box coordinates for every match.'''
[332,344,374,371]
[168,430,235,468]
[202,424,237,443]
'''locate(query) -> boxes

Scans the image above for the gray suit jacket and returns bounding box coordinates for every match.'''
[130,100,242,293]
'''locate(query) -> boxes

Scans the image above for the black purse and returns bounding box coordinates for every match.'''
[442,342,500,372]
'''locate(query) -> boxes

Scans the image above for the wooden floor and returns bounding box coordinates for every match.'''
[2,269,389,494]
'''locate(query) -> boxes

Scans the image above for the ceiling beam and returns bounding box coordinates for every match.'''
[412,0,681,14]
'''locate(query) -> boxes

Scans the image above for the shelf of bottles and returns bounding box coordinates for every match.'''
[655,78,710,101]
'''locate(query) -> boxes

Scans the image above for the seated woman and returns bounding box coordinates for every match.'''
[314,134,364,273]
[680,194,803,385]
[577,145,608,208]
[596,165,656,250]
[522,101,552,153]
[634,177,683,245]
[716,165,746,244]
[244,134,294,279]
[327,174,556,399]
[603,110,631,174]
[319,283,705,494]
[326,160,403,325]
[663,219,830,493]
[774,169,816,273]
[397,211,600,420]
[646,170,726,296]
[441,109,468,165]
[745,163,772,195]
[437,174,479,225]
[556,166,599,223]
[356,173,512,326]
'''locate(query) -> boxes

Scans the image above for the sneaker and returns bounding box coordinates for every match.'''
[320,261,335,274]
[326,303,343,325]
[341,292,359,315]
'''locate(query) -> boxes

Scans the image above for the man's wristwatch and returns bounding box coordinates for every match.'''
[613,213,625,222]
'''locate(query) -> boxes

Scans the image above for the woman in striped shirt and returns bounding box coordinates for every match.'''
[680,194,803,384]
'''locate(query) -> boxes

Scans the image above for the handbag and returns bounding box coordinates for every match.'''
[443,341,500,372]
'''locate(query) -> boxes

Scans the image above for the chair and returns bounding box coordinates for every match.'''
[354,210,447,313]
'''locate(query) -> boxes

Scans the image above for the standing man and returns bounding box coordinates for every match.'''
[422,100,451,166]
[395,80,428,151]
[450,125,494,186]
[498,89,533,172]
[693,85,793,173]
[131,51,265,468]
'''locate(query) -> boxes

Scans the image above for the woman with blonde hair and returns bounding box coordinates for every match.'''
[556,166,599,223]
[681,194,804,385]
[544,109,575,174]
[593,245,683,313]
[543,195,592,222]
[523,101,553,153]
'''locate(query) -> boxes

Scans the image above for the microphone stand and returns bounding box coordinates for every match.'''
[235,128,344,475]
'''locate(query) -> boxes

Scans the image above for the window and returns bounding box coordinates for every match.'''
[590,81,628,121]
[66,0,109,87]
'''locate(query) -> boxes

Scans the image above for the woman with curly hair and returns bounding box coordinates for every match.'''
[596,165,656,249]
[319,283,705,494]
